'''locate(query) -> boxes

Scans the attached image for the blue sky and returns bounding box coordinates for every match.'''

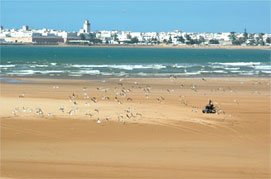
[1,0,270,33]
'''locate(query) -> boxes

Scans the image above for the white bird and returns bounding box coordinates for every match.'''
[35,108,43,116]
[12,108,19,116]
[127,97,133,101]
[85,102,90,106]
[59,106,65,113]
[136,113,142,117]
[85,113,93,117]
[22,107,27,112]
[19,93,25,98]
[94,109,99,113]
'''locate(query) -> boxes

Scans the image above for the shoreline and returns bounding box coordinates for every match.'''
[1,75,270,84]
[1,43,271,50]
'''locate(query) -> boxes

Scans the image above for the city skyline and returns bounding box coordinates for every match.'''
[1,0,270,33]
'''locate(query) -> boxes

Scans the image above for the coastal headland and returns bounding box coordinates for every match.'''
[1,77,270,178]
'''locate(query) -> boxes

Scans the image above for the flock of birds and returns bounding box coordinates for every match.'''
[11,78,266,125]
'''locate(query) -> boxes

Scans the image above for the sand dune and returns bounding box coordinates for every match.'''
[0,77,270,178]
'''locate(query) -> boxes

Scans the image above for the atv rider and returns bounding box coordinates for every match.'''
[208,100,214,110]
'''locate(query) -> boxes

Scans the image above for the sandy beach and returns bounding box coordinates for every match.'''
[0,77,270,178]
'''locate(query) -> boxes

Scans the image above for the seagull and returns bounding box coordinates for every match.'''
[59,106,65,113]
[19,93,25,98]
[136,113,142,117]
[35,108,43,116]
[126,114,131,119]
[191,84,197,92]
[156,98,162,103]
[12,108,19,116]
[94,109,99,113]
[68,109,74,115]
[127,97,133,101]
[22,107,27,112]
[102,96,110,100]
[85,113,93,117]
[91,97,97,103]
[192,106,198,112]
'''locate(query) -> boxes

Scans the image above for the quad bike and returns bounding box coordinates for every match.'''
[202,105,216,114]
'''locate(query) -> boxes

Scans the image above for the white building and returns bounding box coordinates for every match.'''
[83,19,90,33]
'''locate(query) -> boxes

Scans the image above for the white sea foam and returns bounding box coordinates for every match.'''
[68,74,82,77]
[210,62,261,66]
[184,71,201,75]
[0,65,16,68]
[253,65,271,70]
[7,70,35,75]
[224,67,240,70]
[39,70,64,74]
[29,65,49,68]
[69,70,100,75]
[79,70,100,74]
[200,70,227,74]
[50,63,57,66]
[213,70,227,73]
[70,64,166,70]
[137,72,148,76]
[6,70,64,75]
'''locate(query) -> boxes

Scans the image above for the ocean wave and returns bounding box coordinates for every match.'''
[224,67,240,70]
[210,62,261,66]
[253,65,271,70]
[200,70,227,74]
[7,70,35,75]
[6,70,64,75]
[0,65,16,68]
[77,70,100,75]
[260,71,271,74]
[29,65,49,68]
[69,64,167,70]
[39,70,65,74]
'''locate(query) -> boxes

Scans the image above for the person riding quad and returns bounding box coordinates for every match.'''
[202,100,216,113]
[209,100,214,109]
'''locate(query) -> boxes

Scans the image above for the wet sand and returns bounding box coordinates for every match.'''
[0,77,270,178]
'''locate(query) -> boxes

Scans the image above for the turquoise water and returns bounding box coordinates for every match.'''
[0,46,270,77]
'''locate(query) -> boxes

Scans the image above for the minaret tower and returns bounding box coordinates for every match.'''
[83,20,90,33]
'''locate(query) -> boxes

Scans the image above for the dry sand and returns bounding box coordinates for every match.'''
[0,77,270,178]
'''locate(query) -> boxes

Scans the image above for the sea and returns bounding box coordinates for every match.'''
[0,46,270,78]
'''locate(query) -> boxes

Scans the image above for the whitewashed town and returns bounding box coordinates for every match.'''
[0,20,270,46]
